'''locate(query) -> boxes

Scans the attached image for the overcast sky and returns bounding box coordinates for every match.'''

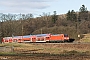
[0,0,90,17]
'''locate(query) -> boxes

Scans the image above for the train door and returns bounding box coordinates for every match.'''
[45,37,50,42]
[32,38,36,42]
[17,39,22,43]
[9,39,13,43]
[13,39,17,43]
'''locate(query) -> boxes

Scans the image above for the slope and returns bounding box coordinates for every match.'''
[79,33,90,43]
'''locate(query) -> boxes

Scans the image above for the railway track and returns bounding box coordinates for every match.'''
[24,41,90,45]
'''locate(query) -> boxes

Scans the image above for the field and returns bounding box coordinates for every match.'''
[0,43,90,60]
[0,34,90,60]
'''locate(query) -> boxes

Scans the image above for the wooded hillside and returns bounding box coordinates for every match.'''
[0,5,90,41]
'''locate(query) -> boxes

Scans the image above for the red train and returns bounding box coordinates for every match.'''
[2,34,72,43]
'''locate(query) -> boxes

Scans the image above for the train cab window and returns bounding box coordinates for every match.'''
[46,37,49,38]
[64,34,68,37]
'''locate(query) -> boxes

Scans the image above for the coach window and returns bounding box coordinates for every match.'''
[46,37,49,39]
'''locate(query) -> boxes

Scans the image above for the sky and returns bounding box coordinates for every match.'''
[0,0,90,17]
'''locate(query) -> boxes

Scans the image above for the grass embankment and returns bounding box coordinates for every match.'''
[79,33,90,43]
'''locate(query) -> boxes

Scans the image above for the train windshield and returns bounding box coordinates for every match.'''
[64,34,68,37]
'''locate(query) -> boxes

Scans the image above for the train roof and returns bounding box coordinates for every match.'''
[35,34,50,37]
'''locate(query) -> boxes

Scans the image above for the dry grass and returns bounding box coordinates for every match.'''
[6,43,89,54]
[80,33,90,43]
[0,42,90,54]
[0,42,90,60]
